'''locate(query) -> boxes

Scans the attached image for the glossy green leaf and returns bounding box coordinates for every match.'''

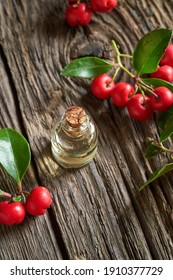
[61,57,113,78]
[158,105,173,142]
[141,78,173,92]
[160,116,173,142]
[0,128,31,184]
[160,122,173,142]
[158,105,173,131]
[140,162,173,190]
[133,29,172,75]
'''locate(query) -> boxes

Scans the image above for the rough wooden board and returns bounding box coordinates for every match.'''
[0,0,173,259]
[0,51,63,260]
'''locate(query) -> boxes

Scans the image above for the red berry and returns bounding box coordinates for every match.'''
[151,65,173,82]
[160,44,173,67]
[150,87,173,112]
[65,3,92,27]
[26,186,52,216]
[91,74,116,99]
[0,201,26,226]
[90,0,118,13]
[68,0,77,2]
[127,94,153,121]
[111,82,135,107]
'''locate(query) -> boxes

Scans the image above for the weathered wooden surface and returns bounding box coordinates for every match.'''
[0,0,173,260]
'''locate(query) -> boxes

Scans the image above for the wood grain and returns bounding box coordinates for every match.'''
[0,46,63,260]
[0,0,173,259]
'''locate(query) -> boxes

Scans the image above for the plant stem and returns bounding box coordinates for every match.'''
[166,148,173,154]
[73,0,80,7]
[139,85,145,96]
[112,40,121,64]
[138,85,147,104]
[120,54,133,58]
[112,40,135,79]
[18,182,22,194]
[134,84,139,94]
[23,190,30,195]
[137,80,154,92]
[120,64,135,78]
[0,189,12,198]
[157,143,173,154]
[112,67,120,81]
[150,139,173,154]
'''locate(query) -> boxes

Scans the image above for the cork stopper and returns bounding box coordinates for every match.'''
[65,106,87,128]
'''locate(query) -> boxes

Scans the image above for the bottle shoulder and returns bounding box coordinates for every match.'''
[52,118,97,152]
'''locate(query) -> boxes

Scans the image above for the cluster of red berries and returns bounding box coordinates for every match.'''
[66,0,118,27]
[0,186,52,226]
[91,44,173,121]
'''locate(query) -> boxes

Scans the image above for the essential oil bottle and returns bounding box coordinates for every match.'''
[51,106,98,168]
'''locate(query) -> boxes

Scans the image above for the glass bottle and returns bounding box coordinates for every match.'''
[51,106,98,168]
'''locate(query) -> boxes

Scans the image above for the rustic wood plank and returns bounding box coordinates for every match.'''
[0,50,63,260]
[0,0,173,259]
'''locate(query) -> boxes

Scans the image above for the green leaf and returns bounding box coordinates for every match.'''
[61,57,113,78]
[0,128,31,185]
[160,122,173,142]
[158,105,173,131]
[140,162,173,190]
[158,105,173,142]
[145,138,167,159]
[133,29,172,75]
[141,78,173,92]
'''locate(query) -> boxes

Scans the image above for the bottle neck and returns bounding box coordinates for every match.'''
[61,115,89,137]
[60,106,89,137]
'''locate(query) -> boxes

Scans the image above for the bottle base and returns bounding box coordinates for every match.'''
[51,146,97,169]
